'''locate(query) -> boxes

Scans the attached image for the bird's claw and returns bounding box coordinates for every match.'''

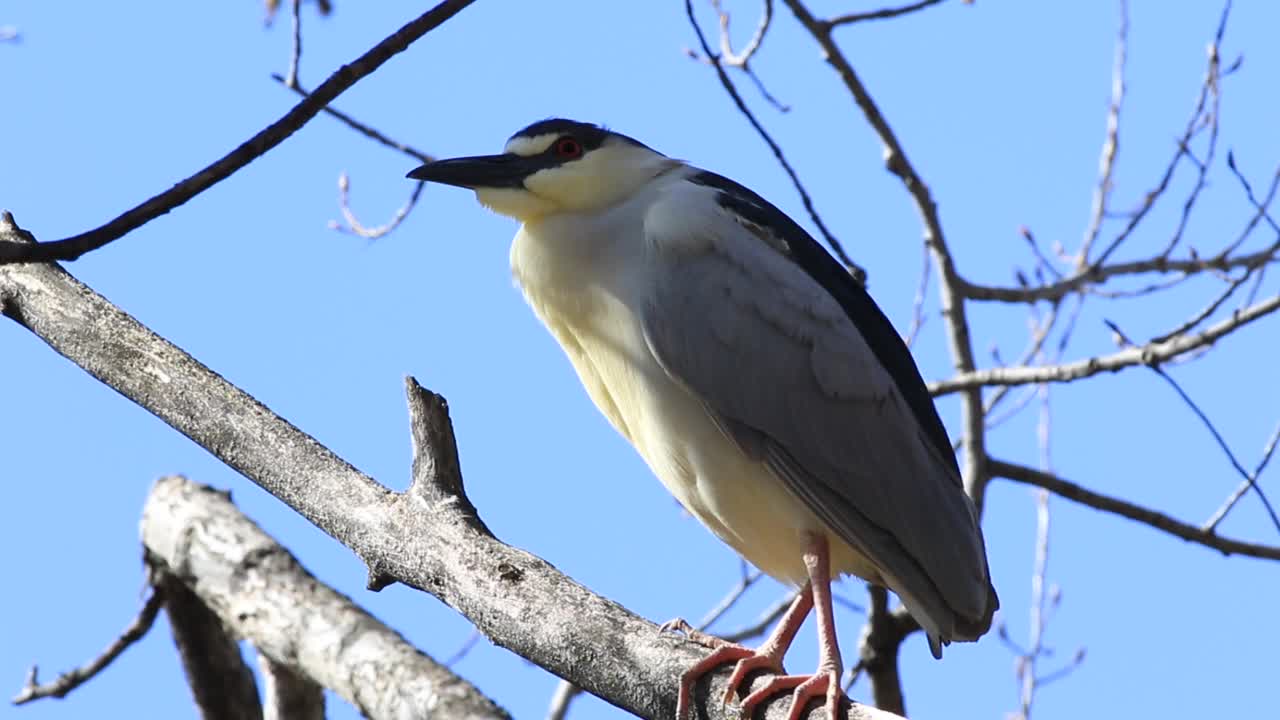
[672,642,793,720]
[659,617,734,650]
[673,644,758,720]
[722,650,788,705]
[739,667,845,720]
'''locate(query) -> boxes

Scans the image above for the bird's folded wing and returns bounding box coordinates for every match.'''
[639,187,991,640]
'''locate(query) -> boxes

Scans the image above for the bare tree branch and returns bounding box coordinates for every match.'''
[960,238,1280,304]
[285,0,303,89]
[1103,320,1280,534]
[0,0,474,265]
[1148,269,1252,344]
[902,242,932,348]
[258,655,325,720]
[143,475,509,720]
[825,0,949,28]
[1090,0,1233,269]
[702,0,791,112]
[160,572,264,720]
[331,173,426,239]
[0,216,899,720]
[930,293,1280,394]
[684,0,864,281]
[1224,154,1280,242]
[858,587,906,715]
[443,630,484,668]
[712,0,772,67]
[1077,0,1128,266]
[271,74,435,163]
[1204,423,1280,532]
[12,588,166,705]
[989,458,1280,561]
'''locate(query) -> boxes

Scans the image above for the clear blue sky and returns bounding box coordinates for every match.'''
[3,2,1278,719]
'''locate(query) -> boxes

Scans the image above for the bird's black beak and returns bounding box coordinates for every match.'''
[406,153,534,189]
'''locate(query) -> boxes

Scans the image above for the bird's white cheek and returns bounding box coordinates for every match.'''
[475,187,556,220]
[524,166,618,213]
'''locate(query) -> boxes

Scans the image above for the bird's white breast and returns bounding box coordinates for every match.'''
[508,189,876,585]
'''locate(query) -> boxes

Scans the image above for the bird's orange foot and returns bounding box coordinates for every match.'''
[740,666,844,720]
[670,643,787,720]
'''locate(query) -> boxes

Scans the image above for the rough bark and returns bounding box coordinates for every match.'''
[0,215,902,720]
[257,655,325,720]
[142,475,508,720]
[159,573,264,720]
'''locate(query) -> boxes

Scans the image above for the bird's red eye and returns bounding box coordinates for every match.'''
[554,137,583,159]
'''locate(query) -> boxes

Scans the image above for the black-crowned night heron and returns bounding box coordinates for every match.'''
[408,119,998,720]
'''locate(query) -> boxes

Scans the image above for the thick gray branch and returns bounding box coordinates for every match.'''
[143,475,507,720]
[0,219,901,720]
[158,572,263,720]
[258,655,325,720]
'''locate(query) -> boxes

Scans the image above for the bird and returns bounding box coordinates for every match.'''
[407,119,998,720]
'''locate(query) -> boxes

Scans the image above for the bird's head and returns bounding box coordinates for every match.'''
[407,119,679,221]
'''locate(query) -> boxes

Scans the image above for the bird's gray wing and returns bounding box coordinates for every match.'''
[640,175,996,649]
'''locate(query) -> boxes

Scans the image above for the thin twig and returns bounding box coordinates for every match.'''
[1105,320,1280,535]
[1021,226,1064,281]
[1090,0,1232,269]
[831,590,867,615]
[1015,488,1051,720]
[696,567,766,632]
[1203,423,1280,532]
[1077,0,1127,266]
[443,629,483,667]
[722,593,797,643]
[1035,650,1087,688]
[13,588,166,704]
[1222,154,1280,256]
[1148,270,1252,344]
[989,458,1280,561]
[983,303,1062,429]
[285,0,303,88]
[1014,383,1061,720]
[331,174,425,239]
[272,74,434,163]
[902,242,932,347]
[684,0,863,279]
[1160,80,1220,258]
[825,0,948,28]
[707,0,791,111]
[713,0,772,66]
[0,0,474,265]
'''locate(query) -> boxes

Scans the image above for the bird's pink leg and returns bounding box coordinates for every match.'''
[740,534,849,720]
[670,586,815,720]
